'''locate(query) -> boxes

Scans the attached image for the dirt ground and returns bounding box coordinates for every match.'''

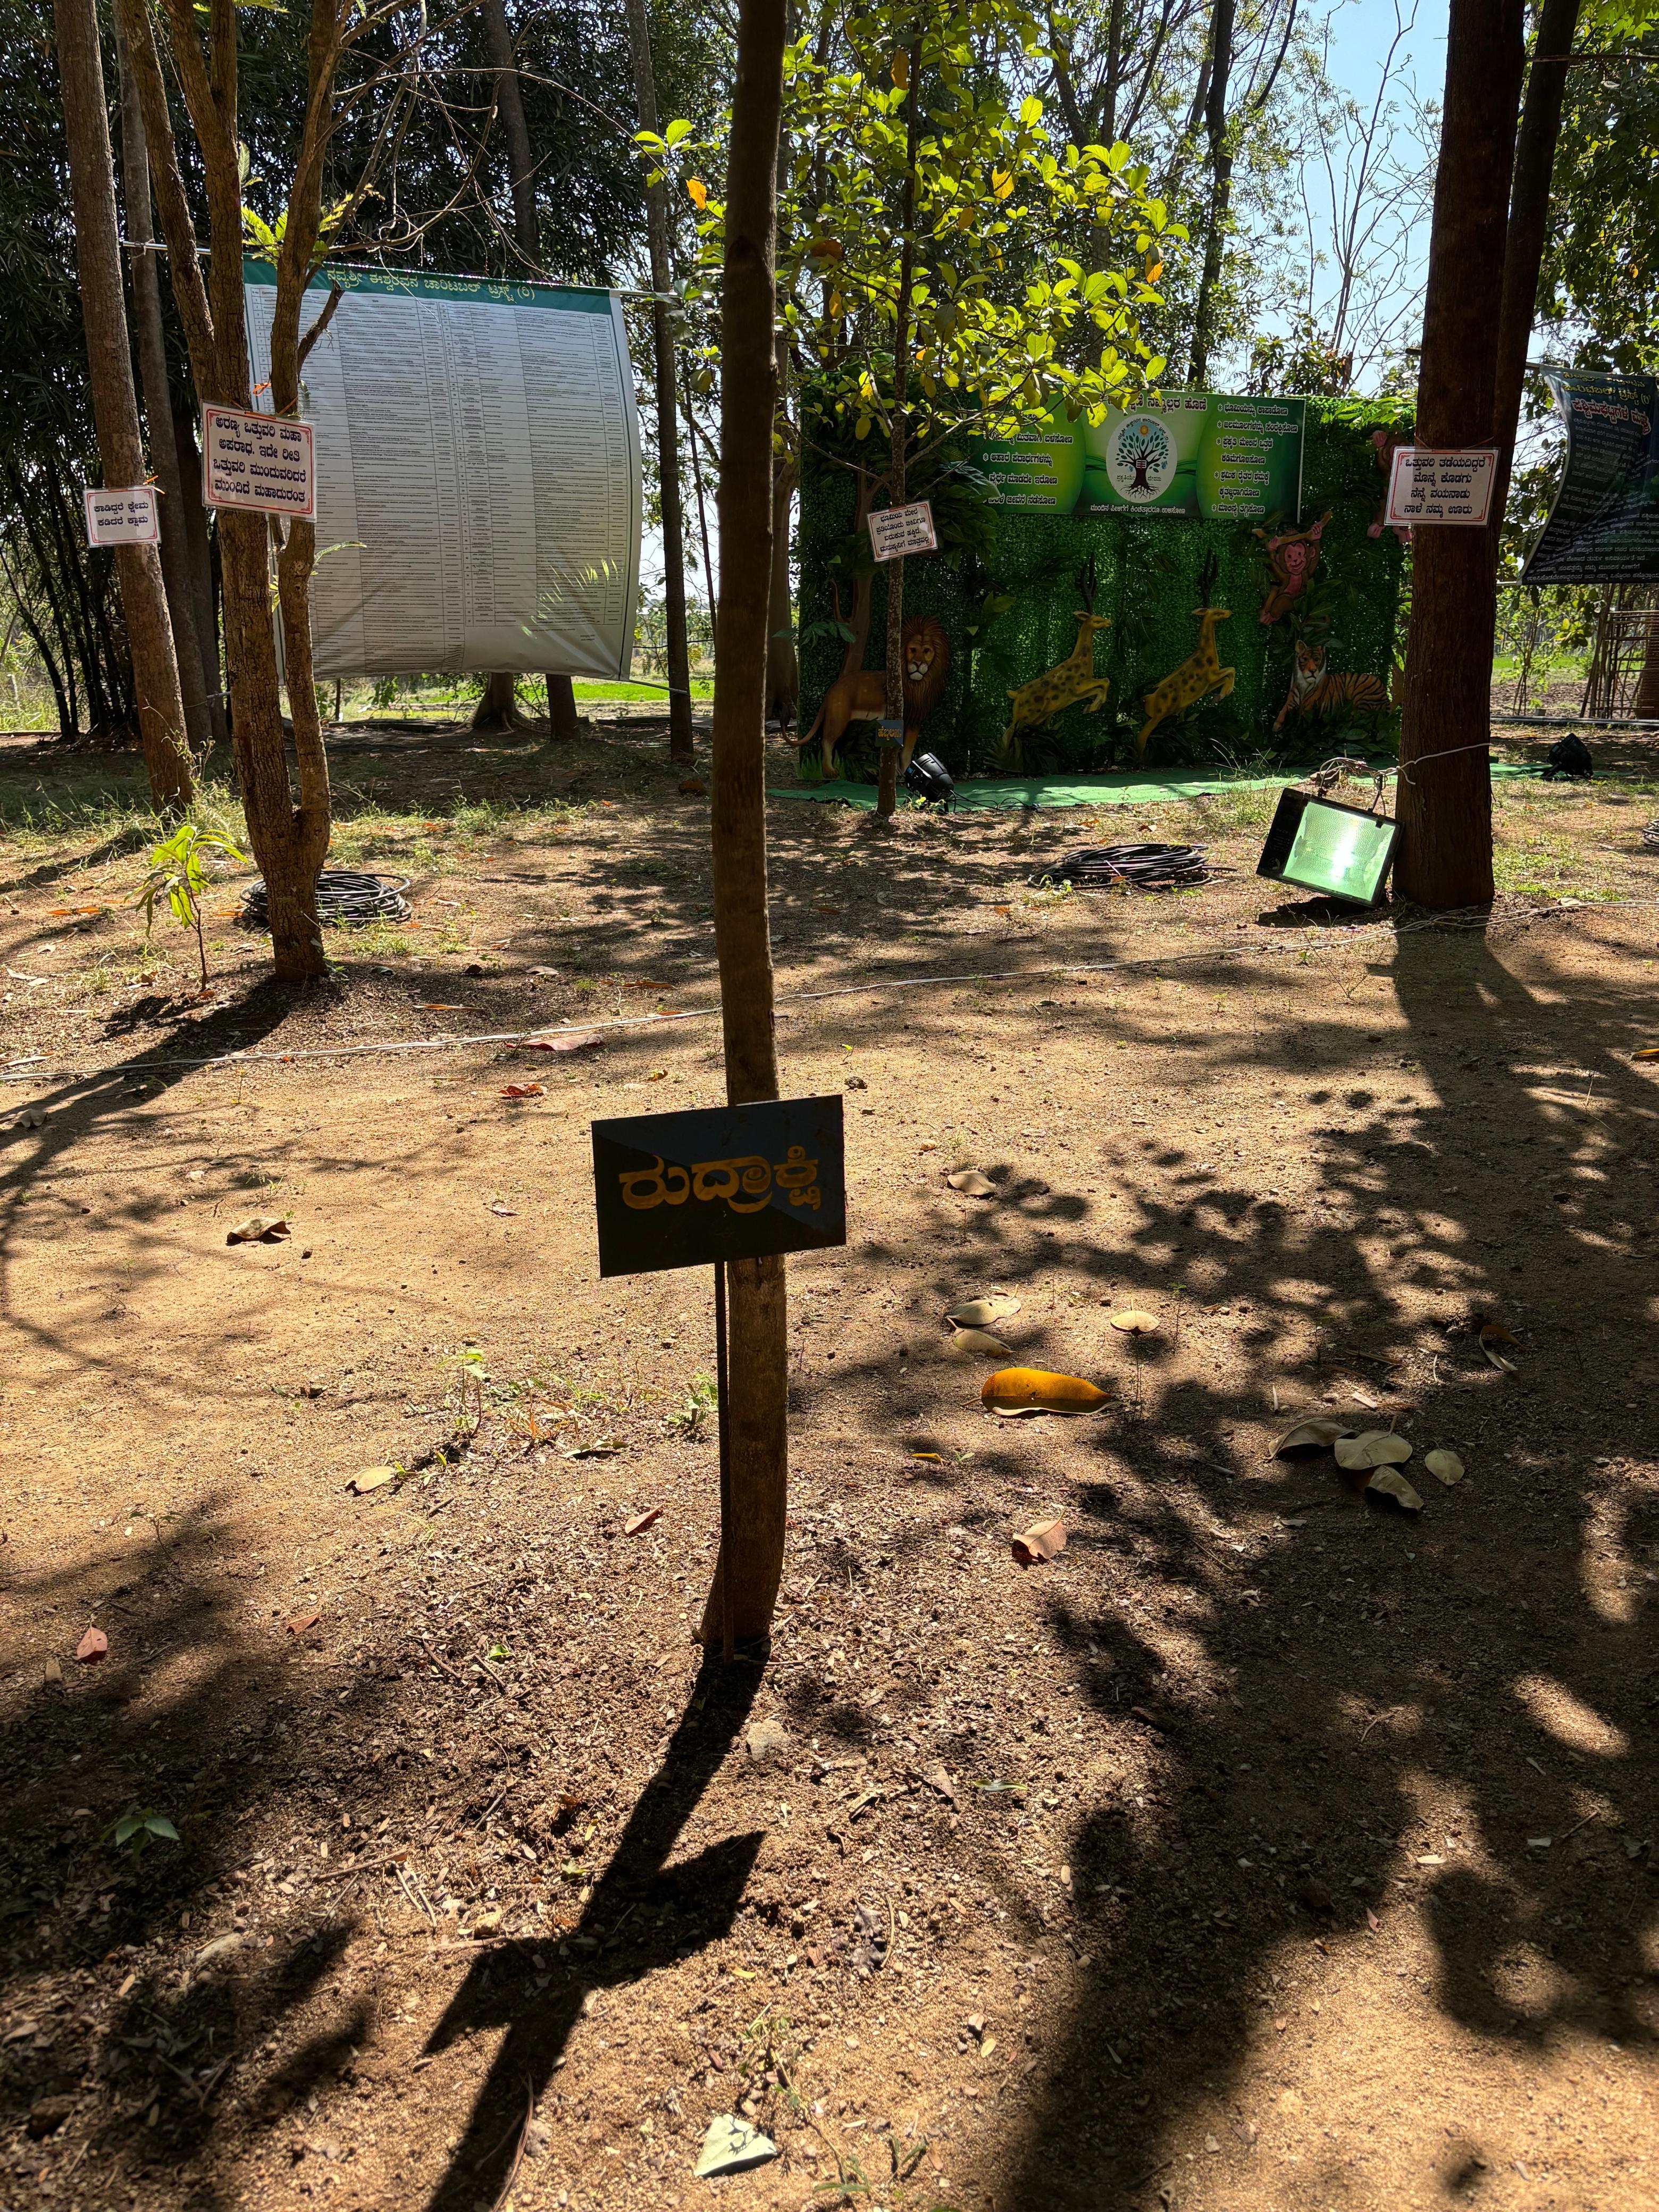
[3,717,1659,2212]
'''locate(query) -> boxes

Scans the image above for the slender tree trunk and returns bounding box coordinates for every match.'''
[52,0,192,808]
[479,0,581,745]
[684,388,718,635]
[1187,0,1236,389]
[1489,0,1580,536]
[877,37,923,822]
[697,0,788,1653]
[625,0,697,763]
[173,409,225,740]
[112,7,214,767]
[1397,0,1526,909]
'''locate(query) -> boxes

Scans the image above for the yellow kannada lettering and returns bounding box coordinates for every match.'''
[774,1144,821,1209]
[618,1156,691,1209]
[690,1157,773,1212]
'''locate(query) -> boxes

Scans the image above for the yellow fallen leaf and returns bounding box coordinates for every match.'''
[982,1368,1111,1414]
[948,1327,1012,1356]
[1109,1309,1160,1334]
[948,1295,1021,1325]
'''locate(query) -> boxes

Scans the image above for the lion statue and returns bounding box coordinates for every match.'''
[793,616,951,780]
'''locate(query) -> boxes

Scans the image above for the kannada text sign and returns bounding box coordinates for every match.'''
[202,404,316,518]
[1385,446,1496,528]
[591,1096,847,1277]
[83,487,160,546]
[868,501,938,559]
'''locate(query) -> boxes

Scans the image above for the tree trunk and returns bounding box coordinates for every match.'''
[1187,0,1236,389]
[173,409,225,742]
[52,0,192,809]
[1396,0,1526,909]
[1489,0,1580,537]
[112,5,214,768]
[1633,605,1659,720]
[471,669,530,732]
[877,37,923,822]
[697,0,789,1654]
[546,675,580,736]
[625,0,697,764]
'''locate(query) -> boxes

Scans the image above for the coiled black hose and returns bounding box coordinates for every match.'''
[1046,842,1212,890]
[240,870,412,928]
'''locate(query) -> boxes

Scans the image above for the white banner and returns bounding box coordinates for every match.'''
[85,487,159,544]
[243,264,641,680]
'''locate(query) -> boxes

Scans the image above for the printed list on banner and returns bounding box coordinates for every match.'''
[868,501,938,559]
[83,487,158,546]
[202,405,316,518]
[1386,447,1496,529]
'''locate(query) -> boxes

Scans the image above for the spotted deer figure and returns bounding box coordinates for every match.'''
[1135,604,1235,760]
[996,561,1112,770]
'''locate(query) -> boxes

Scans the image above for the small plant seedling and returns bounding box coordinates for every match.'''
[444,1345,488,1443]
[667,1373,719,1439]
[137,823,246,992]
[107,1808,180,1865]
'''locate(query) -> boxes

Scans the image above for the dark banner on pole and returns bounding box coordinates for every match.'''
[1522,371,1659,584]
[591,1095,847,1277]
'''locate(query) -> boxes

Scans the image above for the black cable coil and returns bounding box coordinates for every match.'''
[1046,842,1211,890]
[240,870,412,928]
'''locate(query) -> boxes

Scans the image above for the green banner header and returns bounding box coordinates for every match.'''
[972,393,1306,521]
[241,261,614,315]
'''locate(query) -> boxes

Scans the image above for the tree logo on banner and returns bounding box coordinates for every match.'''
[1108,415,1172,502]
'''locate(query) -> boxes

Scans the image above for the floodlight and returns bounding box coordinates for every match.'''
[1256,789,1396,906]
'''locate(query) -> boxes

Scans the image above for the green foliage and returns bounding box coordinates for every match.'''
[137,823,248,990]
[667,1373,719,1438]
[107,1808,181,1866]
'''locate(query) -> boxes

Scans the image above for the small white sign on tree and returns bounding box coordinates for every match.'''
[1386,446,1497,528]
[83,487,160,546]
[868,500,938,560]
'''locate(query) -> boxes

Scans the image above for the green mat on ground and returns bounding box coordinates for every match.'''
[767,763,1541,811]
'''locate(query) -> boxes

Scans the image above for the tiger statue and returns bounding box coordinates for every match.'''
[1275,639,1390,731]
[793,616,951,779]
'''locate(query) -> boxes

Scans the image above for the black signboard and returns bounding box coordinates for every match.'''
[1523,371,1659,584]
[591,1095,847,1278]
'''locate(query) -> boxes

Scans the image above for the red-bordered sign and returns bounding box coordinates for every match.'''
[202,405,315,518]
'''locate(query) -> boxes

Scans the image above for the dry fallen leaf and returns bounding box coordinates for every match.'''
[43,1657,63,1686]
[982,1367,1112,1414]
[948,1169,996,1197]
[1424,1448,1465,1486]
[348,1467,399,1495]
[500,1083,543,1099]
[947,1327,1012,1356]
[1335,1430,1413,1470]
[678,778,707,795]
[1011,1517,1067,1565]
[1478,1320,1517,1345]
[1273,1417,1358,1457]
[1367,1467,1423,1512]
[287,1611,323,1637]
[488,1200,518,1215]
[75,1627,107,1665]
[226,1214,290,1246]
[1109,1309,1160,1334]
[623,1508,661,1537]
[1481,1341,1518,1372]
[525,1031,604,1053]
[1633,1046,1659,1062]
[947,1295,1022,1326]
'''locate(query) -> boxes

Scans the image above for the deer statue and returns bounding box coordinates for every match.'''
[1135,557,1235,760]
[996,560,1112,769]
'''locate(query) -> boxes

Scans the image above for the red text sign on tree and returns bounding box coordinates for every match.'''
[201,404,315,518]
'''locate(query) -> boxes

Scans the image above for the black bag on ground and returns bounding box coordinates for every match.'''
[1542,733,1593,781]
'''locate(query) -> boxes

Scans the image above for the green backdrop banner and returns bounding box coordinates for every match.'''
[797,395,1411,782]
